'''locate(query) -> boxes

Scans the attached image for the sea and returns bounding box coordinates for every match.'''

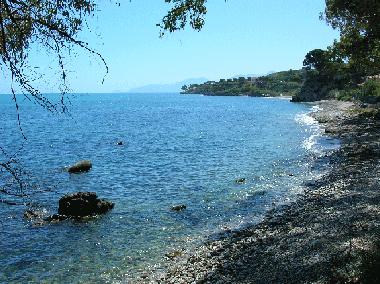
[0,93,340,283]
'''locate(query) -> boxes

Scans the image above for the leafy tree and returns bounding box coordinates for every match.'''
[324,0,379,47]
[293,1,380,102]
[324,0,380,76]
[0,0,104,112]
[303,49,330,71]
[158,0,207,37]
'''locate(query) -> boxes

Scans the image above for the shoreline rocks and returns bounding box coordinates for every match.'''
[148,100,380,284]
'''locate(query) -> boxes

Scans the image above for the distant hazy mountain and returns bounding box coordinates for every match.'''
[128,78,208,93]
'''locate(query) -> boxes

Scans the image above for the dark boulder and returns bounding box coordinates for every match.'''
[67,160,92,173]
[58,192,114,217]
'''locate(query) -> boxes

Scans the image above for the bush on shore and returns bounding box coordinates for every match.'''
[330,80,380,103]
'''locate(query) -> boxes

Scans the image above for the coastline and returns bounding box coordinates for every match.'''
[145,100,380,283]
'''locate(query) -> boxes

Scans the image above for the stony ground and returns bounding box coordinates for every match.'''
[142,100,380,284]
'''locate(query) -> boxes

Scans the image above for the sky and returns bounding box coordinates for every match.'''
[0,0,340,93]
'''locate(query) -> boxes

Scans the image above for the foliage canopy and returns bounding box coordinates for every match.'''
[293,0,380,102]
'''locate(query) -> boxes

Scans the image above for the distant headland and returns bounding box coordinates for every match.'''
[180,69,303,98]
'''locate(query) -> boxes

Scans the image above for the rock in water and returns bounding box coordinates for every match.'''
[44,214,68,222]
[235,177,246,184]
[171,204,186,211]
[165,250,183,259]
[67,160,92,173]
[24,209,45,220]
[58,192,114,217]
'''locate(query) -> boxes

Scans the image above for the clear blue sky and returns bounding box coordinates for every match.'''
[1,0,339,93]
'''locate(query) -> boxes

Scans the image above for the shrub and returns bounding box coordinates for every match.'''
[358,80,380,103]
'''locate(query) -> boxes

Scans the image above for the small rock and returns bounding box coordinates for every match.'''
[304,180,317,187]
[171,204,186,211]
[235,178,246,184]
[165,250,183,259]
[140,273,149,279]
[67,160,92,173]
[221,226,232,233]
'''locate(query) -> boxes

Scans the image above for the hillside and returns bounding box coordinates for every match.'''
[181,69,303,97]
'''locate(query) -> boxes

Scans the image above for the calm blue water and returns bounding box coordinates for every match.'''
[0,93,334,283]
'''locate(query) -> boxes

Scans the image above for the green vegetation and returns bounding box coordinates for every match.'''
[292,0,380,103]
[330,79,380,103]
[181,70,303,97]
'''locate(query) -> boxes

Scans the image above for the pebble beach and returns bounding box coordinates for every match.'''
[145,100,380,284]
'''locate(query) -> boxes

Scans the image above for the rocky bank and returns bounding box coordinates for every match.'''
[143,100,380,283]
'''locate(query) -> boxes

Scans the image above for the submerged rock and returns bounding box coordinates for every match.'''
[304,180,318,187]
[58,192,114,217]
[67,160,92,173]
[235,178,246,184]
[44,214,68,222]
[24,209,45,220]
[165,250,183,259]
[171,204,187,211]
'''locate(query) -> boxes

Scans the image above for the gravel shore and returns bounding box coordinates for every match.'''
[144,100,380,284]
